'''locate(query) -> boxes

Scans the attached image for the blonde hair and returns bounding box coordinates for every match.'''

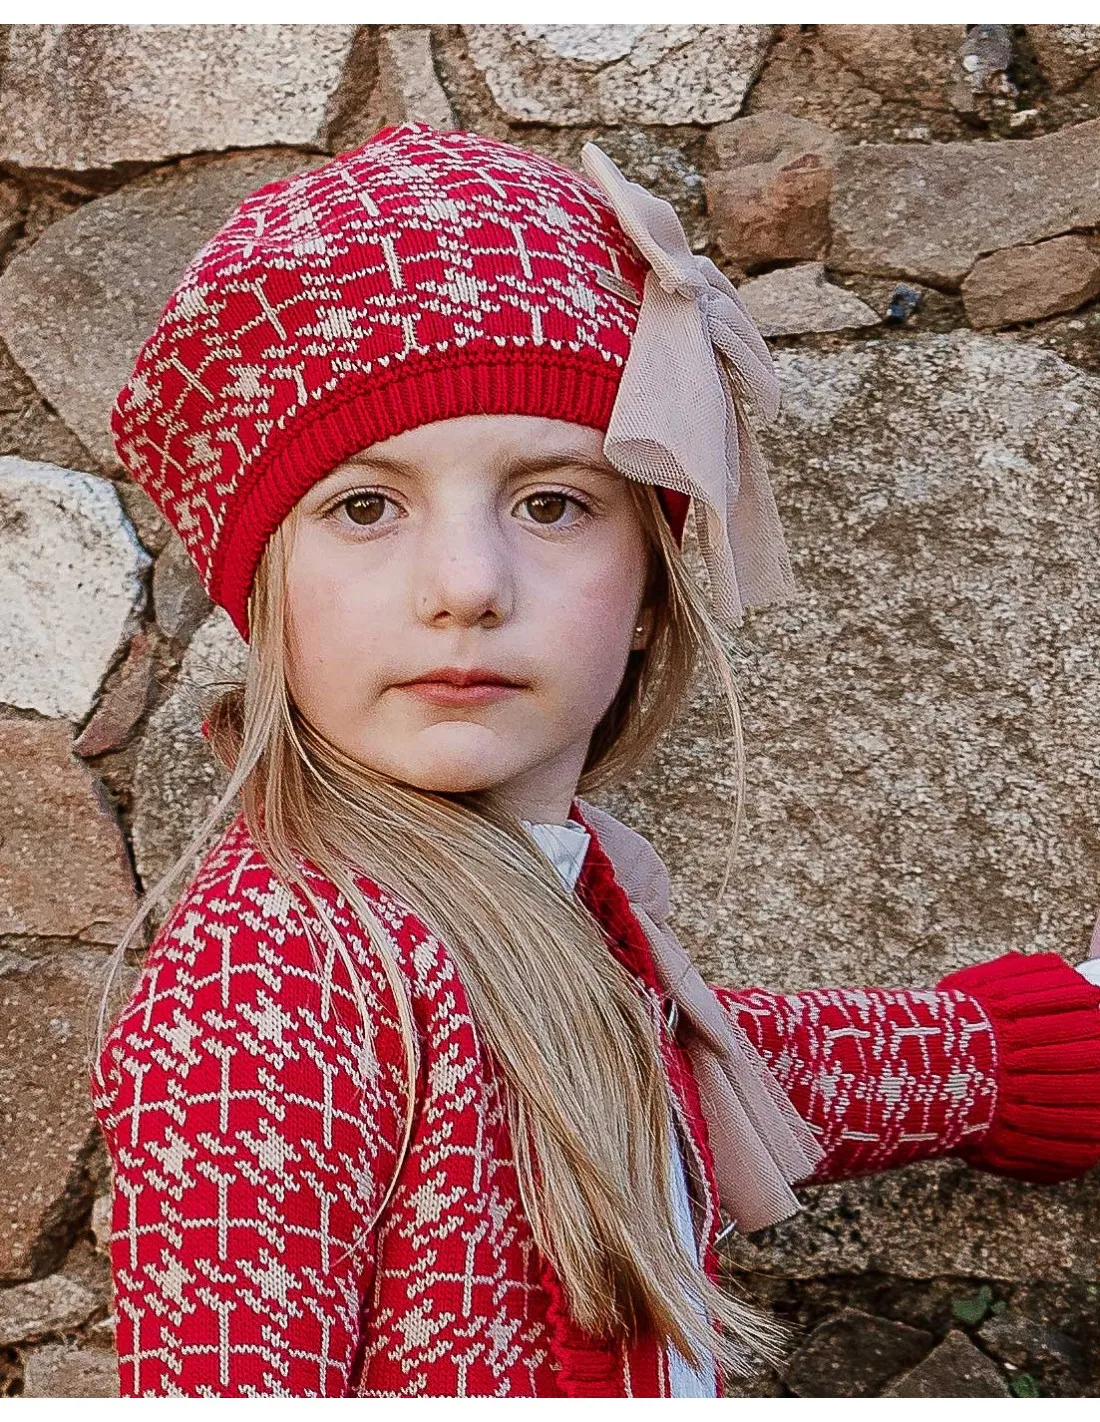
[92,477,786,1377]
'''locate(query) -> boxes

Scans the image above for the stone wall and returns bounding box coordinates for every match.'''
[0,23,1098,1399]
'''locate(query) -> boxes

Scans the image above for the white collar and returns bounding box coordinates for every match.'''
[521,817,591,892]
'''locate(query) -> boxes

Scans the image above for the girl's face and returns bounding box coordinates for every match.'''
[283,414,653,824]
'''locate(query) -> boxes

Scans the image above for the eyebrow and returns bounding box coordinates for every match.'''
[340,450,622,479]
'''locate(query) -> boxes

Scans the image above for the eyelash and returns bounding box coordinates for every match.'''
[324,485,595,531]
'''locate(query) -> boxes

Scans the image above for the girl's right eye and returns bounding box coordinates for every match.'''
[329,490,395,528]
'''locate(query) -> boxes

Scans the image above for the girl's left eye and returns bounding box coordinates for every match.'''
[517,489,591,528]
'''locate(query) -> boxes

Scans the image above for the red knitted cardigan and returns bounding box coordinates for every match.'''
[90,803,1100,1397]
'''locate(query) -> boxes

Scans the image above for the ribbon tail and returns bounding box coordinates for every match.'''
[720,365,796,610]
[602,271,746,628]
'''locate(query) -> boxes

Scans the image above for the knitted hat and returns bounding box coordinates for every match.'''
[111,122,791,640]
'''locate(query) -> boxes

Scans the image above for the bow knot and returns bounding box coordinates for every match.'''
[580,142,793,628]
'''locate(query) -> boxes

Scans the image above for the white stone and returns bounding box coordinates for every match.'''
[0,458,148,720]
[464,24,776,126]
[0,24,360,168]
[739,262,881,337]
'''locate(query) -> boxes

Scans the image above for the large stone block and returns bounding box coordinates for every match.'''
[0,150,322,472]
[0,24,361,168]
[464,24,775,126]
[0,459,148,721]
[829,120,1100,287]
[607,331,1100,994]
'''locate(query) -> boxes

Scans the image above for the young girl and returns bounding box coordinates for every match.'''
[89,122,1100,1399]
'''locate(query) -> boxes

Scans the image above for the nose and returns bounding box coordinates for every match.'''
[413,502,513,630]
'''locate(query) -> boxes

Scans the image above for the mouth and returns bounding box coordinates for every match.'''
[395,667,528,707]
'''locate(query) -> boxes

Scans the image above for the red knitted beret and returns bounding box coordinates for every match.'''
[110,121,691,639]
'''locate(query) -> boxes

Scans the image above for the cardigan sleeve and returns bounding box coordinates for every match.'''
[89,826,409,1397]
[710,952,1100,1187]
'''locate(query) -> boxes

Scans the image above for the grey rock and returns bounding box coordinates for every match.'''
[374,26,457,131]
[20,1341,118,1398]
[152,533,212,643]
[0,1273,98,1347]
[464,24,775,126]
[0,149,322,472]
[885,1330,1009,1396]
[89,1191,112,1258]
[783,1308,932,1397]
[739,262,880,337]
[0,24,360,168]
[0,342,94,475]
[725,1159,1100,1287]
[131,609,247,892]
[0,459,148,721]
[977,1312,1086,1390]
[0,947,134,1280]
[829,119,1100,286]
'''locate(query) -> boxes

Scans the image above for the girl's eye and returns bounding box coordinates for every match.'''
[335,491,392,527]
[518,490,590,528]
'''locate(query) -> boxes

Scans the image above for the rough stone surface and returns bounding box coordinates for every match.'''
[131,610,248,892]
[706,112,841,271]
[977,1312,1087,1391]
[73,632,156,760]
[0,1273,98,1347]
[89,1193,111,1258]
[0,948,124,1280]
[1027,25,1100,93]
[0,459,148,721]
[607,332,1100,992]
[20,1342,118,1398]
[374,26,457,131]
[0,24,360,168]
[0,344,93,474]
[152,533,212,643]
[0,150,322,472]
[738,262,880,337]
[885,1330,1010,1396]
[464,25,776,126]
[962,235,1100,330]
[829,119,1100,286]
[0,718,136,943]
[783,1308,932,1397]
[818,25,968,111]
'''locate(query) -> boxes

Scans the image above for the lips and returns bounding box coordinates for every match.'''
[399,667,524,688]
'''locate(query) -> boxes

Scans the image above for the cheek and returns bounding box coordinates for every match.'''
[553,547,646,698]
[284,540,385,716]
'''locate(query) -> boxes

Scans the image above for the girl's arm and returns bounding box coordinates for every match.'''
[90,834,408,1397]
[711,952,1100,1187]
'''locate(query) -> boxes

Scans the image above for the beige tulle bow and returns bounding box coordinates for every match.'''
[580,142,795,630]
[578,798,825,1234]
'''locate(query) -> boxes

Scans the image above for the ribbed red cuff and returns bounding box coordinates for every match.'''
[938,952,1100,1183]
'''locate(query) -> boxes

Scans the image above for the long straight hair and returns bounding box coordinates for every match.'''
[92,476,786,1376]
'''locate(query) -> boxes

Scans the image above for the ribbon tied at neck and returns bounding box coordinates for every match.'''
[577,798,825,1235]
